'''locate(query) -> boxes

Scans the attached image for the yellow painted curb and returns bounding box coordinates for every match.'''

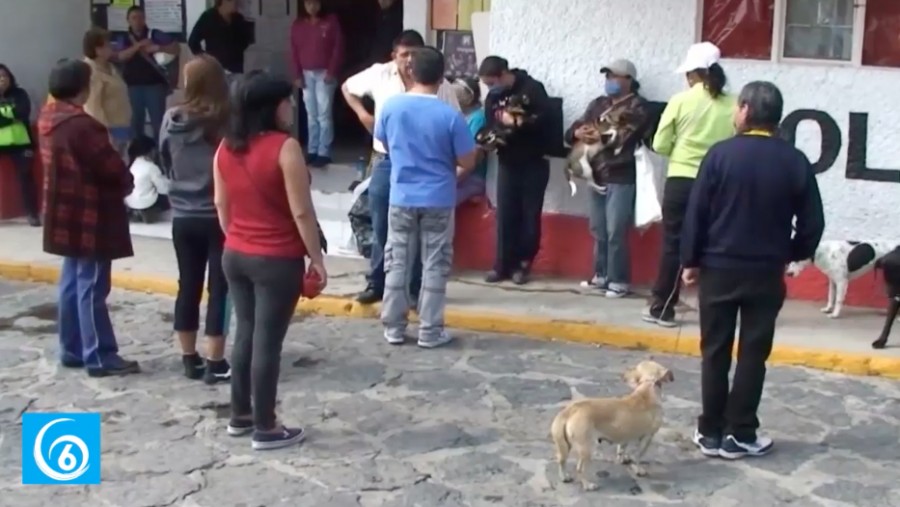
[1,259,899,380]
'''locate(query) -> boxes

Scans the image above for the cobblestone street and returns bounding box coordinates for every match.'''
[0,280,899,507]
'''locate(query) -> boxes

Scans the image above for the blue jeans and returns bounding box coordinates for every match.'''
[302,70,336,158]
[368,154,422,296]
[58,257,123,368]
[588,183,635,288]
[127,84,168,141]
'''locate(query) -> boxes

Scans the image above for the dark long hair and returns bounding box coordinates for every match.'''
[127,134,156,167]
[694,63,727,99]
[297,0,331,19]
[224,70,293,153]
[0,64,20,93]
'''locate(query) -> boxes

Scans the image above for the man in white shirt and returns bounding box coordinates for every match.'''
[342,30,460,305]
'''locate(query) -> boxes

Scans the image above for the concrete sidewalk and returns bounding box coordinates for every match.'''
[0,221,898,378]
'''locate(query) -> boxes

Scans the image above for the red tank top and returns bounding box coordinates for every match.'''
[218,132,307,258]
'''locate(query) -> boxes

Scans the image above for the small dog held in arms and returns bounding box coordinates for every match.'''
[872,246,900,349]
[785,239,899,318]
[550,360,674,491]
[475,94,536,150]
[564,113,623,197]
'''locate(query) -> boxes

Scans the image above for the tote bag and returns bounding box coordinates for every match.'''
[634,144,667,230]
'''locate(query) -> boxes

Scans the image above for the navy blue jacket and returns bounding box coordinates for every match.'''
[681,133,825,271]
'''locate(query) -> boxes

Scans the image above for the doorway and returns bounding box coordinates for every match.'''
[327,0,402,163]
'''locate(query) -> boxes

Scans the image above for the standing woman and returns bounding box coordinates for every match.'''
[214,71,326,450]
[82,27,132,154]
[0,64,41,226]
[289,0,344,168]
[644,42,736,327]
[159,55,232,383]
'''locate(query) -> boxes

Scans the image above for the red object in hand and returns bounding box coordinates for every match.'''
[303,270,323,299]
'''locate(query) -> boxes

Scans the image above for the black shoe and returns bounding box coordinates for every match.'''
[311,156,331,168]
[204,359,231,385]
[27,215,41,227]
[641,305,677,328]
[60,355,84,368]
[718,434,774,460]
[484,271,508,283]
[226,419,254,437]
[306,154,319,165]
[252,426,306,451]
[511,269,530,285]
[356,288,383,305]
[182,353,205,380]
[87,359,141,378]
[692,429,721,458]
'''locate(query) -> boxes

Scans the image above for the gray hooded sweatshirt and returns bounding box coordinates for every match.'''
[159,107,217,218]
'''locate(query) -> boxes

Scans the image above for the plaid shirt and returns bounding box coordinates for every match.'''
[38,101,134,260]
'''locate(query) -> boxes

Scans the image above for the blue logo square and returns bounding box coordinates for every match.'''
[21,412,101,485]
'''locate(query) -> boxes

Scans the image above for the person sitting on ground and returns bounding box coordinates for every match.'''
[124,134,170,223]
[159,55,233,384]
[452,76,488,204]
[214,70,327,450]
[375,47,477,348]
[0,63,41,226]
[82,27,132,155]
[564,58,648,299]
[39,58,140,377]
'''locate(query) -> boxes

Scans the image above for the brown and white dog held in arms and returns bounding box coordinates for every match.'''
[564,113,622,197]
[550,360,674,491]
[872,246,900,350]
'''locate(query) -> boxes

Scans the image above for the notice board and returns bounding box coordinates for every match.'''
[90,0,188,43]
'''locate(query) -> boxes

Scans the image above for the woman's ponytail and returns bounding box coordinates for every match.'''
[701,63,727,99]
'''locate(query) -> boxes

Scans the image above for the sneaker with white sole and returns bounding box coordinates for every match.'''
[417,332,453,349]
[251,426,306,451]
[226,419,254,437]
[605,285,630,299]
[641,306,677,328]
[692,429,721,457]
[718,434,774,460]
[383,329,406,345]
[579,275,607,290]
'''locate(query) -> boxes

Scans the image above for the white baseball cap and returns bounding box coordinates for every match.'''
[675,42,722,74]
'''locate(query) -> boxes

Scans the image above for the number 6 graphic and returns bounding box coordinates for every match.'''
[33,418,90,481]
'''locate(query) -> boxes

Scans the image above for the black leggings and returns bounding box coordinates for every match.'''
[222,249,304,431]
[172,217,228,336]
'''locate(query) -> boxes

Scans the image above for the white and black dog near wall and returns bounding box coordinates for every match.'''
[785,240,900,321]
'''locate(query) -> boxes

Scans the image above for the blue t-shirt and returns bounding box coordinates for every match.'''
[374,93,476,208]
[465,108,487,180]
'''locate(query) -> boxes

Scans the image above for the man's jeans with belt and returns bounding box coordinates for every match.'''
[367,153,422,298]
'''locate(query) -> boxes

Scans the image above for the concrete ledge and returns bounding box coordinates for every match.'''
[2,259,899,380]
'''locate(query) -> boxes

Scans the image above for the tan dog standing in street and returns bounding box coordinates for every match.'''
[550,360,674,491]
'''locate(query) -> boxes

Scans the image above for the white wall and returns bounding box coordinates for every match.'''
[0,0,92,111]
[490,0,900,241]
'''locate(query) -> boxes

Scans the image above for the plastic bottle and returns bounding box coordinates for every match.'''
[355,157,367,180]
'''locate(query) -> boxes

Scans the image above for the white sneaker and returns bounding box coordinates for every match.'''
[417,332,453,349]
[383,329,406,345]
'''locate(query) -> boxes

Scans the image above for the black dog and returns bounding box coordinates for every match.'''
[872,246,900,349]
[476,94,537,150]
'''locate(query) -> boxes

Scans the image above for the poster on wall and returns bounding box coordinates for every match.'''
[439,30,477,80]
[144,0,185,34]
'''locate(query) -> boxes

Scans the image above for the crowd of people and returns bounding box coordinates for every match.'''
[1,0,828,459]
